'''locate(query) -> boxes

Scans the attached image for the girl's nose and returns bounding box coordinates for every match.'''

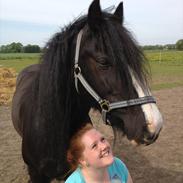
[99,141,108,150]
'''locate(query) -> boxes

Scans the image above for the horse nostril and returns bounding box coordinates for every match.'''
[143,133,159,145]
[147,135,154,141]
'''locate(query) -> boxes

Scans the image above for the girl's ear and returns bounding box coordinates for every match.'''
[79,157,90,167]
[78,155,84,165]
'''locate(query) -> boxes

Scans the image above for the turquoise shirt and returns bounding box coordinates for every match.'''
[65,157,128,183]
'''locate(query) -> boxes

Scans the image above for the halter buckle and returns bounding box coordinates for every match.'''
[74,64,81,76]
[99,99,110,112]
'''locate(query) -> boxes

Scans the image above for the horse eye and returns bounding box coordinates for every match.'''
[96,57,112,69]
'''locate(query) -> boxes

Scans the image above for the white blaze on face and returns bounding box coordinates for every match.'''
[129,69,163,135]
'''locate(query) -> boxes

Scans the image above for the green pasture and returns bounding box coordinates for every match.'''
[0,53,40,73]
[0,51,183,90]
[144,50,183,63]
[144,50,183,90]
[0,53,40,60]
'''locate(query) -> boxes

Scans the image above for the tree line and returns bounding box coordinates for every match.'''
[0,39,183,53]
[0,42,41,53]
[142,39,183,50]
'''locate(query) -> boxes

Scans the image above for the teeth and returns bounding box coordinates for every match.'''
[102,151,109,157]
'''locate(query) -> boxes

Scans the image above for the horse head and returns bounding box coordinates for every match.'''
[73,0,163,145]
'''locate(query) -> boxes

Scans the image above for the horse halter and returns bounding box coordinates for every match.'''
[74,29,156,125]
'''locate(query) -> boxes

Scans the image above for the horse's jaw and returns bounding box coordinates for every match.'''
[107,107,163,146]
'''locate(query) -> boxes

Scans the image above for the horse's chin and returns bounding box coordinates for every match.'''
[90,108,159,146]
[130,131,160,146]
[108,112,160,146]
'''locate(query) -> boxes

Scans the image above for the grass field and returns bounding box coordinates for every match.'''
[0,50,183,90]
[144,50,183,90]
[0,53,40,73]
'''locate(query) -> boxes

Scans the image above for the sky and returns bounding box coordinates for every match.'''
[0,0,183,46]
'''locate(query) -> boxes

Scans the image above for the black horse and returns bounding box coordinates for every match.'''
[12,0,163,182]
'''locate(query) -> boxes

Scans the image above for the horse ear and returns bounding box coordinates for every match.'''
[88,0,103,30]
[113,2,123,24]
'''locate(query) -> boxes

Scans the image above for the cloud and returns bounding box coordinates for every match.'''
[1,0,90,25]
[1,0,122,26]
[1,0,183,45]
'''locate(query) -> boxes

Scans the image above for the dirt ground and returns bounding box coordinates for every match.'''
[0,87,183,183]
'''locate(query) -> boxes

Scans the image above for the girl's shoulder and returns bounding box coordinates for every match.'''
[65,168,85,183]
[114,157,127,169]
[108,157,129,182]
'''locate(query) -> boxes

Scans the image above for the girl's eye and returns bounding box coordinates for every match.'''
[92,144,97,149]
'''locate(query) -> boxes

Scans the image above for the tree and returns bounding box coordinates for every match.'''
[164,44,175,50]
[0,43,41,53]
[142,45,164,50]
[0,42,23,53]
[23,44,41,53]
[9,42,23,52]
[0,45,7,53]
[176,39,183,50]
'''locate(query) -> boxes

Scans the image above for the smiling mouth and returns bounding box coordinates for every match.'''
[100,149,111,158]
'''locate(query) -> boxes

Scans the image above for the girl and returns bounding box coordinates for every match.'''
[66,123,133,183]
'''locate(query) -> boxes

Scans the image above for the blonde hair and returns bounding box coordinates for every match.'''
[67,123,94,171]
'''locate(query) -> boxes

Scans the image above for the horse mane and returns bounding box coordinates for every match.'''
[20,12,148,178]
[20,16,89,177]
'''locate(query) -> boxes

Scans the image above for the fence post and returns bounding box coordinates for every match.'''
[159,50,162,63]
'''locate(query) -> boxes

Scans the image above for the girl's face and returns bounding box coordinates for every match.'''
[80,129,114,169]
